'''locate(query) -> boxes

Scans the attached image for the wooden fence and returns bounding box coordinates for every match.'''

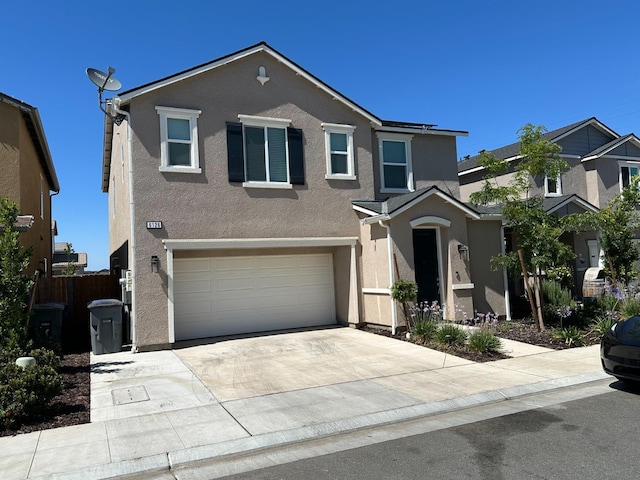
[34,274,120,351]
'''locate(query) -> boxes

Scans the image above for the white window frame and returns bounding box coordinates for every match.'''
[619,161,640,191]
[544,174,562,197]
[322,123,356,180]
[238,114,292,189]
[39,174,44,219]
[156,106,202,174]
[377,132,414,193]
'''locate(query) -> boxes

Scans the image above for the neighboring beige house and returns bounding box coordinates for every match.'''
[0,92,60,277]
[101,42,507,351]
[52,242,88,275]
[458,117,640,297]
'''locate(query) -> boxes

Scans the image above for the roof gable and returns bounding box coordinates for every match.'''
[458,117,619,175]
[115,42,381,126]
[353,186,481,221]
[581,134,640,161]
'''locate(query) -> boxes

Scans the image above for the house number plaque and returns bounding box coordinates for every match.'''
[146,221,163,229]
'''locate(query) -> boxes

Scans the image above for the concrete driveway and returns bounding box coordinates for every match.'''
[174,326,472,402]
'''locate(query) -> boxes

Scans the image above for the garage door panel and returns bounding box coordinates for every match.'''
[253,275,298,289]
[216,257,254,271]
[174,259,210,273]
[174,279,211,295]
[174,253,336,341]
[175,300,212,316]
[216,276,257,292]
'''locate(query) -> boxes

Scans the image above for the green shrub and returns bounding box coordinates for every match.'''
[468,330,502,353]
[590,315,617,338]
[411,320,438,342]
[435,324,468,346]
[542,280,572,307]
[391,280,418,303]
[621,296,640,318]
[0,345,60,370]
[598,294,619,314]
[0,360,63,430]
[553,326,584,347]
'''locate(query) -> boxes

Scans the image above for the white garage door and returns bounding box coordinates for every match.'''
[173,253,336,341]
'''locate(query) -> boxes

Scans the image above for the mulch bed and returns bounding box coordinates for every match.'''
[362,318,601,363]
[0,350,91,437]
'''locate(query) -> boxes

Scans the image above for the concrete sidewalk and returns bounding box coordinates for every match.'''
[0,328,609,480]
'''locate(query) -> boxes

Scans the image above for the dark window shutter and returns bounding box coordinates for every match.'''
[287,127,305,185]
[226,122,245,182]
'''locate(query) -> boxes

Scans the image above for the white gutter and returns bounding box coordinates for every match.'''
[379,219,397,334]
[500,224,511,321]
[112,99,138,352]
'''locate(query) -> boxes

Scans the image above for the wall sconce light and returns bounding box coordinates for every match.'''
[150,255,160,273]
[457,244,469,261]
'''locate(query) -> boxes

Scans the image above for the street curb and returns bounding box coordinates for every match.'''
[35,371,610,480]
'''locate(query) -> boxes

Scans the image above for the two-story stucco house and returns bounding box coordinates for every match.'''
[458,117,640,295]
[101,42,508,351]
[0,92,59,277]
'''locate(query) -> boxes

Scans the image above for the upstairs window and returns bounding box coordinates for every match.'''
[377,133,414,192]
[620,162,640,190]
[227,115,305,188]
[545,175,562,196]
[322,123,356,180]
[156,106,201,173]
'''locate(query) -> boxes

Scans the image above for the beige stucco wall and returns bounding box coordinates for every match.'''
[466,219,507,316]
[121,52,378,347]
[0,101,54,276]
[107,119,132,273]
[391,198,473,321]
[459,168,518,202]
[358,219,394,328]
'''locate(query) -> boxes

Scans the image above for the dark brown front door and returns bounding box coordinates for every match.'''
[412,229,441,304]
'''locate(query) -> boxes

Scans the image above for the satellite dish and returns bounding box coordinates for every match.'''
[86,67,122,92]
[86,66,125,125]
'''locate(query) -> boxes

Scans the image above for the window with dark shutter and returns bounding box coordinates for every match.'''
[227,122,245,182]
[228,116,305,187]
[288,127,304,185]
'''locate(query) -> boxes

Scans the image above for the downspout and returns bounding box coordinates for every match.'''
[500,224,512,321]
[112,99,138,352]
[379,219,397,334]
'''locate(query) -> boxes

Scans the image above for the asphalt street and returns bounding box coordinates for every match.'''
[177,380,640,480]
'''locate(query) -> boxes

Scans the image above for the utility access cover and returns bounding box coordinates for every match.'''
[112,386,150,405]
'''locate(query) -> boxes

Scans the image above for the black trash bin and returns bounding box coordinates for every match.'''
[30,303,65,346]
[88,299,124,354]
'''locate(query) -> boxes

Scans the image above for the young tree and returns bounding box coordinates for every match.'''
[575,178,640,287]
[0,198,33,350]
[62,243,77,275]
[469,124,575,330]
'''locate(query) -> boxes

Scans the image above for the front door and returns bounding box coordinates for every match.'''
[412,229,441,304]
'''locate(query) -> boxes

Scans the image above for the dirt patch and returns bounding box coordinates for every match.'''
[0,350,90,437]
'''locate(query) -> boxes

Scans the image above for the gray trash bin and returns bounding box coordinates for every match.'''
[88,299,123,354]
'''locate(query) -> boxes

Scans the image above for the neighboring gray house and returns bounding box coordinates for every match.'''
[101,42,507,351]
[458,117,640,295]
[52,242,88,275]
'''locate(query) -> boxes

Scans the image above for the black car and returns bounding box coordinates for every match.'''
[601,315,640,385]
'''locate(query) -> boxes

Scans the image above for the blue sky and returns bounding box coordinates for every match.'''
[3,1,640,270]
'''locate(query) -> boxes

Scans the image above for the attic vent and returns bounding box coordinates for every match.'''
[257,66,270,85]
